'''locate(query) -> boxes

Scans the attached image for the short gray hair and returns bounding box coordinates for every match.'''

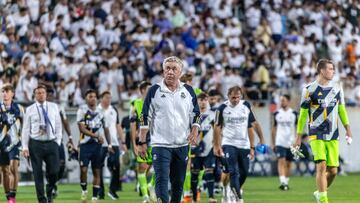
[162,56,184,70]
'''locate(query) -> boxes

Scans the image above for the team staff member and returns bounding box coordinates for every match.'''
[271,94,297,191]
[0,84,24,203]
[22,85,63,203]
[139,56,201,203]
[98,91,127,200]
[213,86,256,203]
[77,89,113,202]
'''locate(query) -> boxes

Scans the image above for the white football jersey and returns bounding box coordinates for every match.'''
[273,108,297,148]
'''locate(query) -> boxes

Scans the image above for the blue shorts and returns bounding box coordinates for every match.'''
[221,145,250,174]
[8,142,21,161]
[275,146,293,161]
[191,150,216,171]
[79,141,102,169]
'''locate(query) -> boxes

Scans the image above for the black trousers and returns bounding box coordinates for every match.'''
[29,139,59,203]
[100,146,121,194]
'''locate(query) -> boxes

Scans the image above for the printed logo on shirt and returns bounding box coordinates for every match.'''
[161,94,166,98]
[181,92,186,98]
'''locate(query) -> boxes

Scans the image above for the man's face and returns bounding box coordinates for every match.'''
[2,89,14,102]
[198,98,208,110]
[280,96,289,109]
[35,88,47,103]
[228,90,241,106]
[163,61,182,86]
[101,94,111,107]
[86,93,97,107]
[208,96,218,107]
[321,63,335,81]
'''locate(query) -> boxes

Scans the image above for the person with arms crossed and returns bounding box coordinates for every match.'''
[21,85,62,203]
[139,56,201,203]
[129,81,156,203]
[190,92,217,203]
[77,89,113,203]
[0,84,24,203]
[271,94,297,191]
[213,86,256,203]
[294,59,353,203]
[98,91,127,200]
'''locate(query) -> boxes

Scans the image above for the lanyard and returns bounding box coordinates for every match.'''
[36,103,55,135]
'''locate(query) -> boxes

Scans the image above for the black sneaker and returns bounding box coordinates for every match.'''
[279,184,289,191]
[108,190,119,200]
[99,194,105,200]
[52,185,58,199]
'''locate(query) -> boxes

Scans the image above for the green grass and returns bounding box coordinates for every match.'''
[6,173,360,202]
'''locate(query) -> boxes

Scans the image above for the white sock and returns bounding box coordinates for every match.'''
[279,176,286,184]
[285,177,289,185]
[226,185,232,198]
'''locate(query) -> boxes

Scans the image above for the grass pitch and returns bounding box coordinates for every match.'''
[5,173,360,203]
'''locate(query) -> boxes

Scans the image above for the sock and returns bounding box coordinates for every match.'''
[204,172,214,198]
[138,173,149,197]
[80,182,87,192]
[318,192,328,203]
[285,177,289,185]
[279,176,286,185]
[198,170,205,187]
[191,171,199,201]
[93,185,100,198]
[149,174,155,187]
[183,171,191,196]
[9,190,16,198]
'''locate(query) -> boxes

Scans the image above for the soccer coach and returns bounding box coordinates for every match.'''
[22,85,62,203]
[139,56,201,203]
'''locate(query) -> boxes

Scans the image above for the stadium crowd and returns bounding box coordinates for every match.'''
[0,0,360,107]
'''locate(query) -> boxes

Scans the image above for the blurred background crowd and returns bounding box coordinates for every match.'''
[0,0,360,108]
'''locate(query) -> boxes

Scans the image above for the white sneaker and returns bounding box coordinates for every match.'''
[143,195,150,203]
[148,184,156,201]
[313,191,320,203]
[81,190,88,201]
[229,189,238,203]
[91,197,98,203]
[222,185,229,203]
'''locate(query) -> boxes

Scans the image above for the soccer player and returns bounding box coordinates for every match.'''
[139,56,201,203]
[295,59,353,203]
[190,92,217,203]
[46,88,74,199]
[77,89,113,203]
[129,81,155,203]
[271,94,297,191]
[213,86,256,203]
[98,91,127,200]
[0,84,24,203]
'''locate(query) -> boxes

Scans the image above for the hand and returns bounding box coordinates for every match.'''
[344,126,352,145]
[187,127,199,145]
[138,143,148,159]
[121,143,128,152]
[346,134,352,145]
[67,139,74,148]
[97,136,104,144]
[249,148,255,160]
[290,145,305,160]
[133,145,139,157]
[108,145,115,154]
[213,145,224,157]
[271,145,276,153]
[22,149,30,158]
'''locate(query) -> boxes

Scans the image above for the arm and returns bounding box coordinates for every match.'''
[54,105,63,146]
[21,107,30,151]
[116,123,127,151]
[339,86,352,142]
[295,87,310,146]
[78,123,97,138]
[213,105,225,157]
[271,112,278,150]
[253,121,265,144]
